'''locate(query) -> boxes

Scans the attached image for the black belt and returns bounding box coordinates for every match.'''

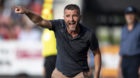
[123,54,140,58]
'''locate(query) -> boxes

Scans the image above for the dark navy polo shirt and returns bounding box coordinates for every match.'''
[120,22,140,56]
[49,19,99,77]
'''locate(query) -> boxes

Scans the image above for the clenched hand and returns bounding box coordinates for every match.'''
[14,6,28,14]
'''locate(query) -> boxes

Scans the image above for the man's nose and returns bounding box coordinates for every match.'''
[69,16,74,21]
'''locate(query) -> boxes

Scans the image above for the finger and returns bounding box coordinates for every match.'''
[15,8,20,11]
[15,11,22,14]
[14,5,22,11]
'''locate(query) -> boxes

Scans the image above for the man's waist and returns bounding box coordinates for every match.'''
[122,54,140,58]
[56,61,89,77]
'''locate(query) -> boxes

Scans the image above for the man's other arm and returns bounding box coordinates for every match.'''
[93,48,101,78]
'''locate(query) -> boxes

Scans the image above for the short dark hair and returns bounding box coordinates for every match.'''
[64,4,80,14]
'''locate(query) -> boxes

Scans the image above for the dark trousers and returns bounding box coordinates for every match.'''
[44,55,57,78]
[121,55,140,78]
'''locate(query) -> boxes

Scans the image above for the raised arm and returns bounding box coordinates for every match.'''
[14,6,52,29]
[93,48,101,78]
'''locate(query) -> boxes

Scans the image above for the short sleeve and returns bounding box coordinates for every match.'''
[89,32,99,51]
[49,19,63,31]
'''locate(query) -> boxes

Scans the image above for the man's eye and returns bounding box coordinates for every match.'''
[73,15,78,17]
[66,15,70,17]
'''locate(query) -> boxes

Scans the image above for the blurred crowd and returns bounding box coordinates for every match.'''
[0,0,44,41]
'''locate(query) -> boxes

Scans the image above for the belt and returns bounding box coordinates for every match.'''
[123,54,140,58]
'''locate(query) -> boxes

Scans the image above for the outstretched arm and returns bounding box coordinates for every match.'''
[93,48,101,78]
[14,6,52,29]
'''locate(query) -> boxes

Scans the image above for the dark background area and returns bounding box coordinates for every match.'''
[82,0,140,29]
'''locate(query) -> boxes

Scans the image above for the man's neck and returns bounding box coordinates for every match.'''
[67,26,80,38]
[127,23,134,31]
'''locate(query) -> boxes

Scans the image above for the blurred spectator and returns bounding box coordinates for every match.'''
[0,16,17,40]
[30,0,43,15]
[0,23,10,40]
[0,0,4,13]
[0,0,43,41]
[18,16,41,41]
[119,6,140,78]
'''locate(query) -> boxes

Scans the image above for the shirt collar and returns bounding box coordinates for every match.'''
[64,23,84,40]
[125,21,138,31]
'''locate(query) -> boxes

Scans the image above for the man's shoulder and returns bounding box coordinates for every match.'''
[80,24,93,32]
[50,19,64,24]
[122,25,127,31]
[80,24,95,37]
[50,19,65,29]
[135,22,140,34]
[136,22,140,28]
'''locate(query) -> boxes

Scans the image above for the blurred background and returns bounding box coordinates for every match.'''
[0,0,139,78]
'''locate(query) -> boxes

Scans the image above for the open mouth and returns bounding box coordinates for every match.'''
[69,21,76,25]
[67,21,77,31]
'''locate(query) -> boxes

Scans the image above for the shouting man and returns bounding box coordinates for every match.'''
[14,4,101,78]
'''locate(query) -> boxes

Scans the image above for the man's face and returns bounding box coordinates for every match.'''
[125,13,136,25]
[64,9,81,32]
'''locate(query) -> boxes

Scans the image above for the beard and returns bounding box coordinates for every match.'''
[127,19,135,25]
[68,25,76,32]
[66,21,77,32]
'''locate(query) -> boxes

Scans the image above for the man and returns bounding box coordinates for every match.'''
[119,6,140,78]
[14,4,101,78]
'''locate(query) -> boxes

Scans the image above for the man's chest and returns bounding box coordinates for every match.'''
[122,28,140,42]
[55,29,90,53]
